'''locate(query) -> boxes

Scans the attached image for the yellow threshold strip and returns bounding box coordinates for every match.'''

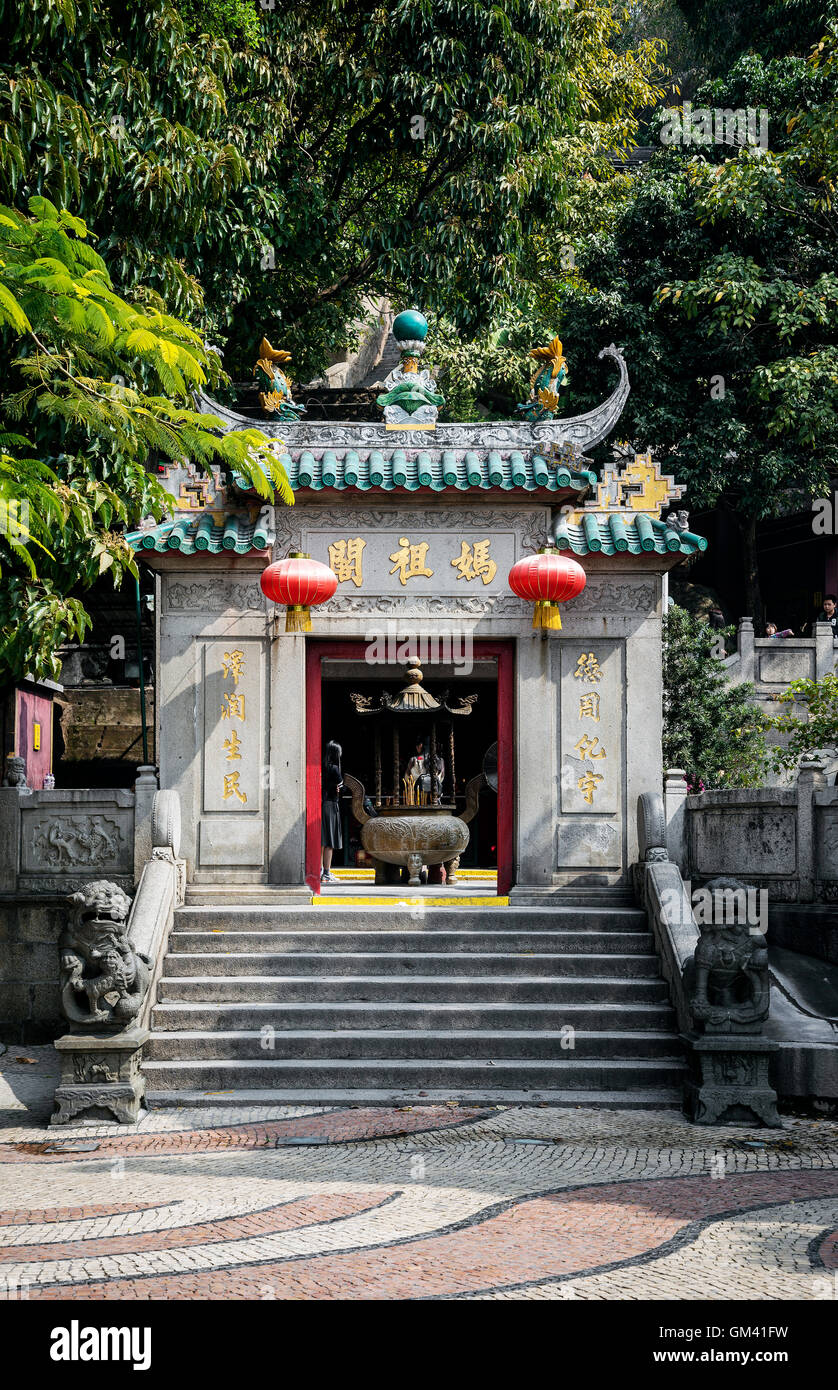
[330,869,497,881]
[312,894,509,907]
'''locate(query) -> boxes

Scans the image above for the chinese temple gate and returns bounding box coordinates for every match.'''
[129,344,705,900]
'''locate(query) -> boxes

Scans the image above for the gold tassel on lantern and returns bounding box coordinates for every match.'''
[285,604,312,633]
[532,600,562,630]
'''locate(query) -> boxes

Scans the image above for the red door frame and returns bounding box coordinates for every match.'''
[305,640,514,894]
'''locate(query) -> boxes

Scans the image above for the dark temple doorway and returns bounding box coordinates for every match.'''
[320,656,500,878]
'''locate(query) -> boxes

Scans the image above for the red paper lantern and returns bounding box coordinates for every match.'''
[260,551,337,632]
[508,548,586,630]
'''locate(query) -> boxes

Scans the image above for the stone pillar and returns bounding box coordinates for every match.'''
[0,786,26,893]
[736,617,756,683]
[133,764,158,885]
[515,636,555,886]
[814,622,835,680]
[664,768,689,873]
[625,614,664,871]
[797,759,827,903]
[268,634,306,884]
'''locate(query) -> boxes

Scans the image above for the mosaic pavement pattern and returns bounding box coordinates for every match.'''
[1,1047,837,1300]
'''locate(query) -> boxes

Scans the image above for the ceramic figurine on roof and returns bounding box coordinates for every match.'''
[517,336,568,423]
[377,309,445,429]
[254,337,306,420]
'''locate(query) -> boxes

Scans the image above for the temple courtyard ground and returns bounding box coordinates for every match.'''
[0,1046,836,1302]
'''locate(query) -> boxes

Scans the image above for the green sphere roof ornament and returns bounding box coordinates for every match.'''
[392,308,428,343]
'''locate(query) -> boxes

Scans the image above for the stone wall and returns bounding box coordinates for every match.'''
[320,297,391,388]
[722,618,837,696]
[683,765,838,908]
[57,686,155,763]
[0,786,137,1042]
[0,896,67,1042]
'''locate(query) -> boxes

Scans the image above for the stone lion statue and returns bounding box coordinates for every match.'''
[690,878,770,1034]
[3,754,27,787]
[59,880,150,1030]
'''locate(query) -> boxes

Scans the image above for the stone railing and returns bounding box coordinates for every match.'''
[633,792,780,1127]
[722,618,837,696]
[672,764,838,903]
[633,792,699,1036]
[720,621,838,782]
[52,789,185,1125]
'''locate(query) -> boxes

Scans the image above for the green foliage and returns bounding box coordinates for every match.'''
[428,322,541,420]
[549,13,838,623]
[662,605,770,788]
[768,673,838,770]
[0,197,291,684]
[0,0,666,380]
[177,0,262,47]
[673,0,827,82]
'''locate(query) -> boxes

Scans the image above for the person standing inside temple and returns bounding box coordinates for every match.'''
[321,740,343,883]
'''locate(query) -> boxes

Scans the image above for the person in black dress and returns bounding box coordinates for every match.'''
[321,740,343,883]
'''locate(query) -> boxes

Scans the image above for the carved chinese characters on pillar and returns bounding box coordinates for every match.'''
[202,640,263,813]
[560,644,621,816]
[221,658,248,804]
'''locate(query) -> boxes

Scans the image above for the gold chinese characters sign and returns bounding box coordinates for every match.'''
[202,639,263,814]
[306,529,512,596]
[560,642,621,817]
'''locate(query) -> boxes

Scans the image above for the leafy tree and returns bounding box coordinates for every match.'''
[662,605,769,788]
[0,0,666,380]
[546,13,838,626]
[177,0,262,47]
[0,196,290,684]
[673,0,828,81]
[768,673,838,770]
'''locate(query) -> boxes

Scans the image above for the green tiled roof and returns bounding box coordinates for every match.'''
[270,448,597,494]
[553,512,707,556]
[126,511,272,555]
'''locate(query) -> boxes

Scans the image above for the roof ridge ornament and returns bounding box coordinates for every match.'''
[254,337,305,421]
[517,335,568,423]
[565,448,686,523]
[196,343,630,454]
[350,665,478,716]
[377,309,445,431]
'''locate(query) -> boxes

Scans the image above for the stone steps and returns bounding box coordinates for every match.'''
[142,1056,686,1091]
[175,905,647,932]
[146,1087,684,1110]
[144,901,685,1105]
[168,930,655,955]
[151,999,676,1031]
[156,973,671,1004]
[161,951,660,978]
[145,1028,683,1061]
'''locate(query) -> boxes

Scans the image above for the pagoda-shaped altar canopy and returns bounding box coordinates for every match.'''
[349,663,476,808]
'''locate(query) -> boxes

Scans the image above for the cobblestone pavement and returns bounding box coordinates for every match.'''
[1,1047,837,1301]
